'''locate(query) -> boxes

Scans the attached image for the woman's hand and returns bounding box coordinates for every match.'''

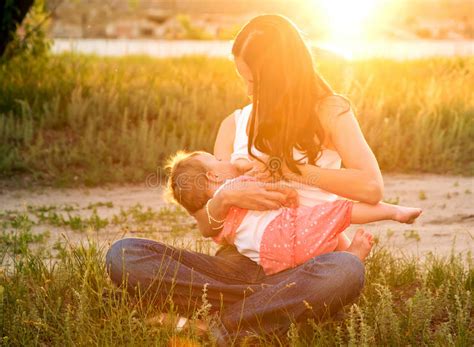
[194,178,299,238]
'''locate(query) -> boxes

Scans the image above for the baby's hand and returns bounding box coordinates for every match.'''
[247,159,286,183]
[234,158,270,179]
[246,160,271,181]
[233,158,254,174]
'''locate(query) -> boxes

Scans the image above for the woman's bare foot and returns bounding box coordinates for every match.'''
[146,313,208,336]
[346,228,374,261]
[393,206,422,224]
[146,313,189,331]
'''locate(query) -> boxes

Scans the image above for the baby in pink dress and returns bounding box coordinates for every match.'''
[166,151,422,275]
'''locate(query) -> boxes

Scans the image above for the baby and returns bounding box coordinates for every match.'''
[166,151,422,275]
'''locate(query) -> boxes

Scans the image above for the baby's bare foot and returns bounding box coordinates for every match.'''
[346,228,374,261]
[394,206,422,224]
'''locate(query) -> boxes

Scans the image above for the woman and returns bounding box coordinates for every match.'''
[106,14,382,345]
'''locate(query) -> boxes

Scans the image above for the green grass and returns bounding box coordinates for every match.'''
[0,197,472,345]
[1,203,194,238]
[0,209,472,346]
[1,54,473,186]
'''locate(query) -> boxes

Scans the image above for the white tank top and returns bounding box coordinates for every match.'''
[231,104,342,207]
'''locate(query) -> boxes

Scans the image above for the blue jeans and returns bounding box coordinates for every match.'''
[105,238,365,345]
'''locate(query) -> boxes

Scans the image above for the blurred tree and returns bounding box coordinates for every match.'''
[1,0,59,61]
[0,0,35,57]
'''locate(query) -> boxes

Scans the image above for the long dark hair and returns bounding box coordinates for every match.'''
[232,14,345,174]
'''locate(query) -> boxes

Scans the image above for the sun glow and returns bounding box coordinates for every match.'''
[319,0,378,40]
[305,0,389,59]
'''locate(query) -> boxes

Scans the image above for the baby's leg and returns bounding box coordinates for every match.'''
[335,232,351,251]
[351,202,422,224]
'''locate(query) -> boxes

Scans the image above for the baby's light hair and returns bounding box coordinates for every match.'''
[164,150,210,214]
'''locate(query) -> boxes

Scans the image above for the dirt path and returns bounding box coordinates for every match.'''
[1,174,473,258]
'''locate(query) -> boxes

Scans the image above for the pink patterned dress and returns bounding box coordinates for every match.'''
[212,177,353,275]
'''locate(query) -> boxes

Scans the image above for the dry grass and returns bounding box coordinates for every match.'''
[0,54,472,187]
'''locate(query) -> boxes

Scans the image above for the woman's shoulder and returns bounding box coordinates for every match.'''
[315,94,353,133]
[217,112,237,140]
[221,112,236,126]
[222,104,252,127]
[316,94,352,115]
[236,103,252,121]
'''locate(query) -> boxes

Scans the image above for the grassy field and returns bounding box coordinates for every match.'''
[0,201,472,346]
[0,54,473,186]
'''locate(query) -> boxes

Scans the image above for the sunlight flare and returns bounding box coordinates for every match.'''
[316,0,380,40]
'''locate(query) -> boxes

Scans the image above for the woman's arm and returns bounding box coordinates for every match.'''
[284,98,384,204]
[193,191,232,238]
[213,112,236,161]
